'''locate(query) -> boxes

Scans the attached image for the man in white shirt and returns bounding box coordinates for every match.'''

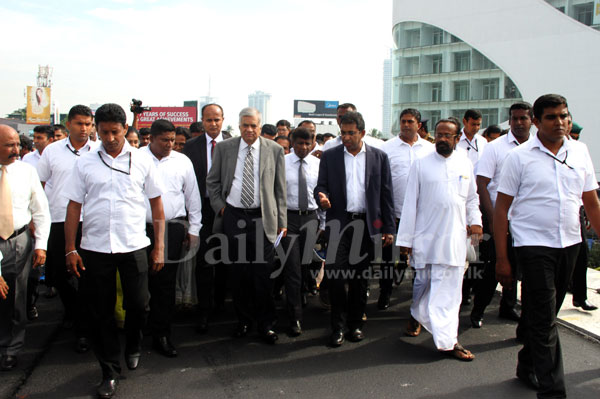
[37,105,98,353]
[281,127,321,336]
[380,108,434,310]
[495,94,600,398]
[397,118,482,361]
[0,124,50,371]
[141,119,201,358]
[64,104,165,399]
[21,125,55,169]
[322,103,384,152]
[470,102,533,329]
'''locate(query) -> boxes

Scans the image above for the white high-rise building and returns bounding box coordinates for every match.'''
[382,53,393,138]
[248,91,271,125]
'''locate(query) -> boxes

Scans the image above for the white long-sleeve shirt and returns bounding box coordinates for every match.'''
[396,150,481,268]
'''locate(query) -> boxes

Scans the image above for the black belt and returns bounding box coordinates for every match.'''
[347,212,366,220]
[287,209,316,215]
[1,225,28,241]
[227,204,261,216]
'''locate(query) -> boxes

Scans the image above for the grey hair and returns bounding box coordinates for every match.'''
[239,107,261,125]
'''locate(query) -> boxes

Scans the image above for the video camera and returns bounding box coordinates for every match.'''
[130,99,151,114]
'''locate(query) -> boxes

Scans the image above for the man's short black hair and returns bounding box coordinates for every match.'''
[33,125,55,139]
[291,127,314,142]
[420,119,429,133]
[533,94,568,120]
[274,135,291,146]
[400,108,421,123]
[19,134,33,151]
[463,109,482,121]
[67,105,93,121]
[323,133,336,139]
[298,120,316,128]
[276,119,291,129]
[261,124,277,137]
[189,122,204,134]
[509,101,533,119]
[339,111,365,131]
[435,118,461,135]
[175,126,191,139]
[150,119,176,136]
[139,127,151,137]
[337,103,356,112]
[201,103,224,118]
[483,124,502,137]
[95,103,127,127]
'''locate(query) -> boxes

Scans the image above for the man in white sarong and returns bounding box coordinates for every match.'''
[397,118,482,361]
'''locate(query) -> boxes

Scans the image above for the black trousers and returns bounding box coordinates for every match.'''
[146,220,186,337]
[281,211,319,321]
[571,208,589,302]
[79,249,149,379]
[515,244,579,399]
[0,229,32,356]
[45,222,88,336]
[223,205,276,332]
[472,219,517,315]
[196,197,227,316]
[378,218,404,295]
[328,217,373,332]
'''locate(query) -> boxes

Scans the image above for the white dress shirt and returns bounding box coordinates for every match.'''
[498,134,598,248]
[456,130,487,171]
[476,130,529,207]
[344,143,367,213]
[36,137,99,222]
[22,149,41,168]
[141,146,202,236]
[1,161,51,250]
[64,141,164,254]
[285,152,319,211]
[227,138,261,208]
[382,136,434,219]
[204,132,225,196]
[322,134,384,152]
[396,150,481,268]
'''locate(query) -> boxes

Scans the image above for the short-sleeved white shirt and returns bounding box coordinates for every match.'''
[456,130,487,171]
[64,141,164,254]
[497,134,598,248]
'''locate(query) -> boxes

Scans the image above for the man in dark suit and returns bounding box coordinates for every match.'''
[182,104,231,333]
[206,107,287,344]
[315,111,395,347]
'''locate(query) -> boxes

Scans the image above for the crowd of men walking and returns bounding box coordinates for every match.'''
[0,94,597,399]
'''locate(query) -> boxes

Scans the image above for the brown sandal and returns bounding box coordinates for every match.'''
[405,316,421,337]
[443,343,474,361]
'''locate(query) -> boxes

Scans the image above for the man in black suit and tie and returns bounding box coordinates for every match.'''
[207,107,287,345]
[182,104,231,333]
[315,111,395,347]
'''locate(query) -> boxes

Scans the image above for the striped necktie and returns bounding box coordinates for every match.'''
[240,146,254,208]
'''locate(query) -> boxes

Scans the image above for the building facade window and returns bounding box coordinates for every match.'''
[454,81,469,101]
[454,51,471,71]
[432,54,442,73]
[575,3,594,26]
[482,79,499,100]
[430,110,441,126]
[480,108,499,127]
[407,29,421,47]
[432,28,443,45]
[431,83,442,102]
[405,57,420,75]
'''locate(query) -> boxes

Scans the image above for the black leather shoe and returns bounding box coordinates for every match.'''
[377,293,391,310]
[75,337,91,354]
[516,368,539,390]
[499,307,521,322]
[233,323,250,338]
[153,336,178,358]
[573,299,598,311]
[470,312,483,328]
[27,306,38,321]
[347,328,364,342]
[125,352,141,370]
[289,321,302,337]
[261,330,278,345]
[330,330,344,347]
[195,315,209,334]
[97,378,119,398]
[0,355,17,371]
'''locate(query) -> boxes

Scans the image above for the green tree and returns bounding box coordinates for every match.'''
[368,128,383,139]
[7,107,26,120]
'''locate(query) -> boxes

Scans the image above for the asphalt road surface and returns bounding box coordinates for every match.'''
[3,280,600,399]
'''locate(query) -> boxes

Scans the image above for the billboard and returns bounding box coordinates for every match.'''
[293,100,339,119]
[137,106,197,129]
[26,86,51,124]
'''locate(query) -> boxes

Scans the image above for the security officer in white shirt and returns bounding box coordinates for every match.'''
[495,94,600,398]
[64,104,165,399]
[0,124,50,372]
[141,119,202,358]
[37,105,98,353]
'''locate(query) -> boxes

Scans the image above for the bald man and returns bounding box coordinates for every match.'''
[0,125,50,371]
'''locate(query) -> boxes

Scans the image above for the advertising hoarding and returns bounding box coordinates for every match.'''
[137,106,197,129]
[293,100,339,119]
[26,86,51,124]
